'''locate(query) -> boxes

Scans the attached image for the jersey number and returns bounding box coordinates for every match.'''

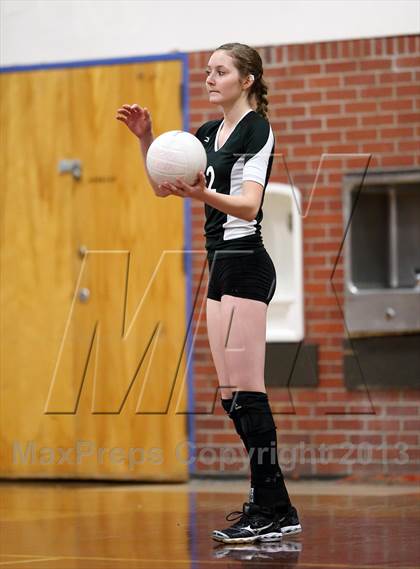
[206,165,216,192]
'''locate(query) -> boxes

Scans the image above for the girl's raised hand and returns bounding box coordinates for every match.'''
[115,104,152,139]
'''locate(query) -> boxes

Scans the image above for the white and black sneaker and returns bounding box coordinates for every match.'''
[211,502,282,544]
[275,505,302,536]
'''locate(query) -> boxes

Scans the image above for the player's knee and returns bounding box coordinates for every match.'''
[229,391,277,437]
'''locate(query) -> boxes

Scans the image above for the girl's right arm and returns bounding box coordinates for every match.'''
[115,104,171,198]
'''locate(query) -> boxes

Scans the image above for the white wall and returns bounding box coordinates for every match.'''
[1,0,419,67]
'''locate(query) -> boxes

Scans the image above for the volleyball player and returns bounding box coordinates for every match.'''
[116,42,302,544]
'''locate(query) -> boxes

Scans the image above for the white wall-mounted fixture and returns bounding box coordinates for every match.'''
[263,183,304,342]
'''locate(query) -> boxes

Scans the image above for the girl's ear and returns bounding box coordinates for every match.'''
[242,75,254,90]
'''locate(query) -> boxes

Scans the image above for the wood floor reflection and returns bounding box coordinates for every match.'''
[0,480,419,568]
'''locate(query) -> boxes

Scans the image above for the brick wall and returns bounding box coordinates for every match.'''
[187,35,420,479]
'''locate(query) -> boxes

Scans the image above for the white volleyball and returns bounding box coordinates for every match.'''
[146,130,207,185]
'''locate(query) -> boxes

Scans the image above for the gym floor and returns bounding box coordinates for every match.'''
[0,479,419,568]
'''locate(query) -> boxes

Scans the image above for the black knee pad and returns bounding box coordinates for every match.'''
[229,391,277,437]
[221,397,250,450]
[221,398,233,416]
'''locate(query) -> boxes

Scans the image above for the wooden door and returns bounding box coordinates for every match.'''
[0,59,189,480]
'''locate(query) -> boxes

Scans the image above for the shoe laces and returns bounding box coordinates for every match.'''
[225,503,272,527]
[225,509,250,527]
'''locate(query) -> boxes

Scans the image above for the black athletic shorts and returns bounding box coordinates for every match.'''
[207,248,277,305]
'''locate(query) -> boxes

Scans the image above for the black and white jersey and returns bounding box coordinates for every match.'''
[194,109,274,260]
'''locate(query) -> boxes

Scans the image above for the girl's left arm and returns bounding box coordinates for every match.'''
[199,180,263,222]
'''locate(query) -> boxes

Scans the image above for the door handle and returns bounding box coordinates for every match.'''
[58,159,82,180]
